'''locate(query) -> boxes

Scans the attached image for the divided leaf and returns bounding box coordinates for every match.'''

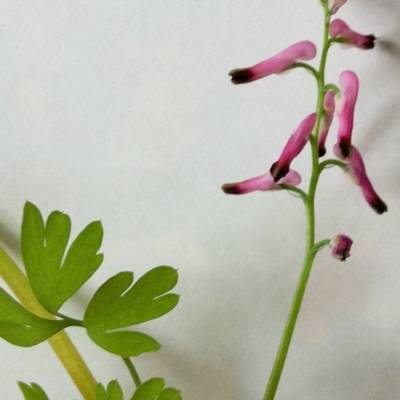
[84,267,179,330]
[0,288,71,346]
[83,267,179,357]
[21,201,103,313]
[130,379,182,400]
[18,382,50,400]
[156,388,182,400]
[96,380,124,400]
[87,329,160,357]
[131,378,165,400]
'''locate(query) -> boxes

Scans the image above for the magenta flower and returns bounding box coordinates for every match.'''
[229,41,317,84]
[318,91,335,157]
[331,234,353,261]
[336,71,359,158]
[329,0,347,14]
[222,170,301,195]
[330,19,376,50]
[270,113,317,181]
[333,144,388,214]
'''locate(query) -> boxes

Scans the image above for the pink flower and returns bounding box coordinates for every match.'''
[270,113,317,181]
[318,91,335,157]
[331,234,353,261]
[229,41,317,84]
[333,144,388,214]
[222,170,301,195]
[329,19,376,50]
[329,0,347,14]
[336,71,359,158]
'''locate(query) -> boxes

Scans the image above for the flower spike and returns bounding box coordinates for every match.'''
[270,113,317,181]
[330,19,376,50]
[331,234,353,261]
[318,91,335,157]
[229,41,317,84]
[336,71,359,158]
[333,144,388,214]
[222,170,301,195]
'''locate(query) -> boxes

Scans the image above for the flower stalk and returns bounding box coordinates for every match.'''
[262,4,334,399]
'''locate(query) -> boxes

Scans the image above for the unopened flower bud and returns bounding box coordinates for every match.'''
[331,234,353,261]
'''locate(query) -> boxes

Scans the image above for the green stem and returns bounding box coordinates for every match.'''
[279,184,308,202]
[0,246,97,400]
[122,357,142,388]
[319,158,347,171]
[262,5,332,400]
[294,62,319,79]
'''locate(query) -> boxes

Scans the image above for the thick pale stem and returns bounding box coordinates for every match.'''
[0,246,97,400]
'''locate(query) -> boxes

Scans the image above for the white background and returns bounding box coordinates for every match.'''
[1,1,400,399]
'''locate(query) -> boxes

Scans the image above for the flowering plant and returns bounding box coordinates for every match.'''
[223,0,386,398]
[0,1,389,399]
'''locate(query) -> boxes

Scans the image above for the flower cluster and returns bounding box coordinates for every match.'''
[222,2,387,261]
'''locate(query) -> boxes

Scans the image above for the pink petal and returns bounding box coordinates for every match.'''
[333,144,388,214]
[330,19,376,50]
[229,41,317,84]
[222,170,301,195]
[318,91,336,157]
[270,113,317,181]
[336,71,359,158]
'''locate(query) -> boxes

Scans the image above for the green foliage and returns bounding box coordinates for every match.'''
[130,378,165,400]
[0,288,71,346]
[130,378,182,400]
[18,382,49,400]
[96,380,124,400]
[21,201,103,314]
[83,267,179,356]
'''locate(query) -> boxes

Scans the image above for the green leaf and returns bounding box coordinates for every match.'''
[18,382,50,400]
[130,378,165,400]
[21,201,104,313]
[83,267,178,356]
[87,329,160,357]
[83,267,179,330]
[157,388,182,400]
[96,380,124,400]
[0,288,70,346]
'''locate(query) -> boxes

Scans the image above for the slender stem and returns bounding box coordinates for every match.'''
[319,158,347,171]
[279,184,308,202]
[262,5,332,400]
[122,357,142,388]
[0,246,97,400]
[54,312,84,327]
[294,62,319,79]
[324,83,340,95]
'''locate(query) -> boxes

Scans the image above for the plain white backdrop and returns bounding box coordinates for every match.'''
[1,1,400,399]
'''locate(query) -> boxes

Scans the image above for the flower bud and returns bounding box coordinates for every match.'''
[222,170,301,195]
[330,19,376,50]
[229,41,317,84]
[331,234,353,261]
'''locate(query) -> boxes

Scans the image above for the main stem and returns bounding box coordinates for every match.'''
[263,5,331,400]
[0,246,97,400]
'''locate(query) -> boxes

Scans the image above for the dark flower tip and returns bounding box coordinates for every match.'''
[339,141,352,159]
[318,147,327,157]
[270,162,289,183]
[365,34,377,49]
[372,197,388,214]
[221,183,240,194]
[229,68,253,84]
